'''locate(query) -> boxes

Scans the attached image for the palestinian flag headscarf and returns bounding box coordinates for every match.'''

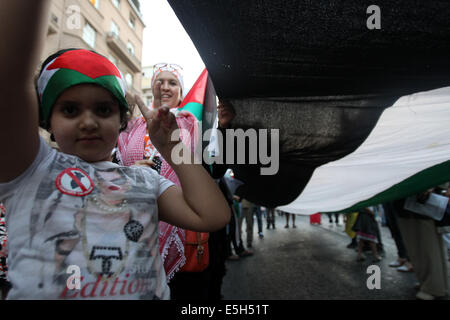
[37,49,128,128]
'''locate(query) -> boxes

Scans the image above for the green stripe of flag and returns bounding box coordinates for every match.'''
[178,102,203,122]
[334,159,450,213]
[277,86,450,215]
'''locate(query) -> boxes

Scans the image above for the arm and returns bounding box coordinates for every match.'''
[209,99,236,179]
[0,0,50,182]
[135,92,230,232]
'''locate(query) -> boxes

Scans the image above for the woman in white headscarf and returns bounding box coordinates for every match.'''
[117,63,199,283]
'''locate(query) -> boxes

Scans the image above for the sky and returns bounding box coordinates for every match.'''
[139,0,206,93]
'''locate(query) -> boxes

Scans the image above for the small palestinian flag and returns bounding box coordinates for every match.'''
[177,68,208,122]
[177,69,217,154]
[37,49,128,127]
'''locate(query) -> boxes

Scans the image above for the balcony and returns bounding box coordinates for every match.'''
[106,32,141,73]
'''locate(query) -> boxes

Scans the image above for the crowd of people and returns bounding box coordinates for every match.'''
[225,199,296,260]
[217,192,450,301]
[341,190,450,300]
[0,1,449,301]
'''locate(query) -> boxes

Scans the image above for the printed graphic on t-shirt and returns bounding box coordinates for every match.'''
[55,168,94,196]
[22,153,167,299]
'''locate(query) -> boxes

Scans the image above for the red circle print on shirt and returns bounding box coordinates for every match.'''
[55,168,94,197]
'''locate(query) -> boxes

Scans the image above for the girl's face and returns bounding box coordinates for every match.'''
[153,71,182,108]
[49,84,122,163]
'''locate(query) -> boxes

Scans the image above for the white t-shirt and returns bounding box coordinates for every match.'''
[0,137,174,299]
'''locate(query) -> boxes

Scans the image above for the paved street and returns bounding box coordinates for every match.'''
[221,213,450,300]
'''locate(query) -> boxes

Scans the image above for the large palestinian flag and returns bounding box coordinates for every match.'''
[277,86,450,214]
[169,0,450,211]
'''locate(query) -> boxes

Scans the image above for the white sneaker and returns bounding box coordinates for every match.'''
[416,291,435,300]
[389,260,403,268]
[397,264,413,272]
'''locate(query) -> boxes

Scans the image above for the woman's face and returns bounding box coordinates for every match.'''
[153,71,182,108]
[49,84,122,163]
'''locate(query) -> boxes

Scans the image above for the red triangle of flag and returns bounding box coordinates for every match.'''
[48,50,122,79]
[179,69,208,108]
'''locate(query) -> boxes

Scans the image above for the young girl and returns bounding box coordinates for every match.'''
[0,1,230,299]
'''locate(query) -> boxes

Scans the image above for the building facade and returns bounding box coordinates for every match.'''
[141,66,154,107]
[41,0,145,97]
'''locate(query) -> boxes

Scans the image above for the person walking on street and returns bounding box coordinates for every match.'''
[266,207,276,229]
[352,207,383,262]
[394,189,449,300]
[238,198,255,248]
[327,213,340,225]
[344,211,358,249]
[383,202,414,272]
[284,211,296,228]
[253,205,264,238]
[232,196,253,257]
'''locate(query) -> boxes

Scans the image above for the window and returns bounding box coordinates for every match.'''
[90,0,100,9]
[131,0,141,12]
[110,20,119,37]
[128,15,136,29]
[125,73,133,87]
[127,41,135,56]
[82,22,96,48]
[143,69,153,78]
[112,0,120,10]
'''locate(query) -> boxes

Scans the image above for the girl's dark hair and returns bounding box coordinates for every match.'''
[36,48,134,132]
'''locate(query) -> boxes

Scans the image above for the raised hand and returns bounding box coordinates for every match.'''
[134,91,180,153]
[152,79,165,109]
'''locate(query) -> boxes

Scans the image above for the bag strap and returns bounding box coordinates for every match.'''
[184,232,209,245]
[195,233,205,264]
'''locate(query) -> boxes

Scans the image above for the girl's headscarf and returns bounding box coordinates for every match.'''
[37,49,128,128]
